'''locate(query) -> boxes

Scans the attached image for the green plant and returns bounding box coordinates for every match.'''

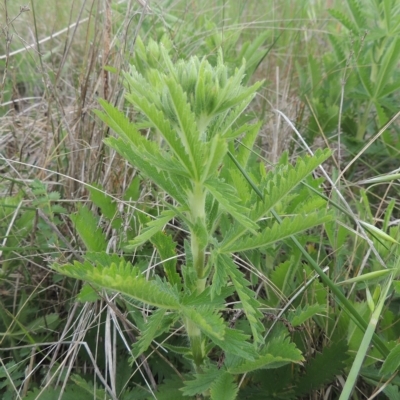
[298,0,400,163]
[49,40,341,398]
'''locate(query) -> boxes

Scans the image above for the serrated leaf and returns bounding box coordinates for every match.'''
[221,150,332,249]
[124,86,197,179]
[295,339,348,396]
[201,134,227,181]
[69,374,107,399]
[221,211,333,253]
[228,336,303,374]
[105,136,189,205]
[132,309,176,357]
[209,328,257,361]
[164,76,205,179]
[347,0,366,29]
[329,8,359,32]
[70,205,107,252]
[205,179,257,231]
[217,253,264,343]
[380,343,400,375]
[151,231,181,288]
[290,304,326,327]
[88,184,122,229]
[88,183,117,220]
[181,366,222,396]
[210,372,238,400]
[76,283,100,303]
[51,260,181,309]
[154,377,186,400]
[181,306,225,341]
[127,210,176,249]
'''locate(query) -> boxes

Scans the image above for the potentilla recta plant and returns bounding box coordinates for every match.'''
[52,39,333,398]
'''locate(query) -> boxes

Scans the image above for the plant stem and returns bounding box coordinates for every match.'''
[186,317,205,369]
[189,182,207,283]
[187,182,208,367]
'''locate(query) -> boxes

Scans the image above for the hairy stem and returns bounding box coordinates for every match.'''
[186,182,208,366]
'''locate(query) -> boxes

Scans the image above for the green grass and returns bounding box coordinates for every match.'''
[1,1,400,399]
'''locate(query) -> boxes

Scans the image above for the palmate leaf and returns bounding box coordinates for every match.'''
[221,210,333,253]
[212,101,260,140]
[213,62,262,115]
[87,183,117,220]
[51,260,181,309]
[217,253,264,343]
[228,336,304,374]
[96,99,187,177]
[347,0,366,29]
[122,65,162,108]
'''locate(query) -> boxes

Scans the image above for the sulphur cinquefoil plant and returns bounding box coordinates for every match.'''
[52,41,334,398]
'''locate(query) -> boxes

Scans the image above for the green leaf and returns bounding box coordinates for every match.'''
[88,183,122,229]
[290,304,326,327]
[132,309,178,358]
[181,306,225,341]
[155,377,186,400]
[201,134,227,181]
[228,336,304,374]
[76,283,100,303]
[210,372,238,400]
[88,183,117,220]
[151,231,182,288]
[380,343,400,375]
[209,328,257,361]
[164,76,205,180]
[126,91,196,178]
[70,205,107,252]
[328,8,359,32]
[217,253,264,343]
[347,0,366,30]
[295,339,348,396]
[221,211,333,253]
[105,136,189,205]
[51,260,181,309]
[127,210,176,249]
[221,149,331,249]
[205,179,257,231]
[69,374,107,399]
[182,366,222,396]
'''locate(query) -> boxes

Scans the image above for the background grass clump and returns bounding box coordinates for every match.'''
[1,1,400,399]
